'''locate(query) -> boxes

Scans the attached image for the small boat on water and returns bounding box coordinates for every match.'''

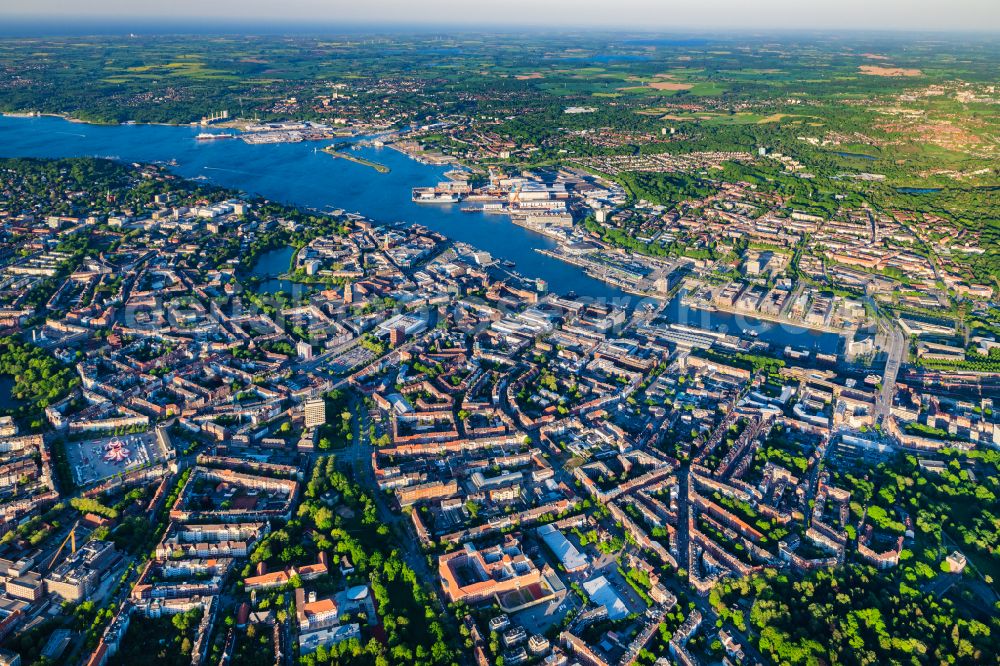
[196,132,235,141]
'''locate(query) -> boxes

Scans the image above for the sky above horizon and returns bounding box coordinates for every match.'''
[4,0,1000,33]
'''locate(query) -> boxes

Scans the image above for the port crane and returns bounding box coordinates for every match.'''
[45,520,81,571]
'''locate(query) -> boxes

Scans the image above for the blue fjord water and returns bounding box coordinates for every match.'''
[0,115,622,300]
[0,115,839,353]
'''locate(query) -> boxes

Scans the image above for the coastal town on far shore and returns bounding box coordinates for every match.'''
[0,25,997,666]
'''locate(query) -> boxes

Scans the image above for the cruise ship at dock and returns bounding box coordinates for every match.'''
[412,187,460,203]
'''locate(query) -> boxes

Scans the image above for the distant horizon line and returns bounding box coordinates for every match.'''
[1,16,999,38]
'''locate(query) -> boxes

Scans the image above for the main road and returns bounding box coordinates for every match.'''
[870,298,905,425]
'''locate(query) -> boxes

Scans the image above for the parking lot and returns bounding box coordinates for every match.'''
[513,589,575,636]
[327,346,374,375]
[66,432,165,486]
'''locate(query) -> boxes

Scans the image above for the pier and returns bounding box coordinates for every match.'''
[322,146,391,173]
